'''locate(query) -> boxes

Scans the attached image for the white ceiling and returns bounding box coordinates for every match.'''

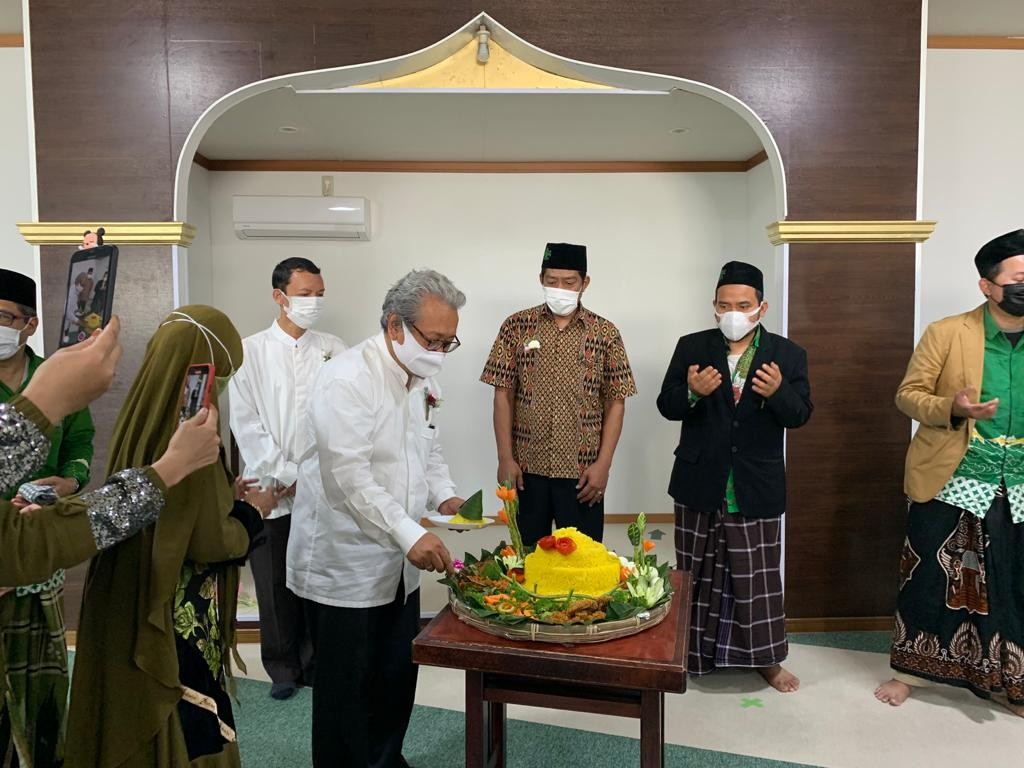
[199,89,766,163]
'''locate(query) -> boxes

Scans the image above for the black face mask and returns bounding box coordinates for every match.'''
[996,282,1024,317]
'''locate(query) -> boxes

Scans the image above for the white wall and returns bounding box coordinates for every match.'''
[196,170,776,516]
[185,165,213,305]
[0,47,34,281]
[921,50,1024,330]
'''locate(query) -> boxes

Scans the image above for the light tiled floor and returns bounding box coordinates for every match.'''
[237,642,1024,768]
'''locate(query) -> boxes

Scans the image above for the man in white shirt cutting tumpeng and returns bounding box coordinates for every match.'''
[288,268,466,768]
[229,257,347,701]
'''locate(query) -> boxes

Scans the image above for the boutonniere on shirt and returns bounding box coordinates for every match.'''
[523,338,541,352]
[425,390,442,422]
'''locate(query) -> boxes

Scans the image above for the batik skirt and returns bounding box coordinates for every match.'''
[890,495,1024,704]
[1,584,68,768]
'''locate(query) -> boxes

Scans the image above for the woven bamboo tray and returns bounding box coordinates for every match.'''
[448,591,670,644]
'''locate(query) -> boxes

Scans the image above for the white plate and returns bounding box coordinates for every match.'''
[428,515,495,531]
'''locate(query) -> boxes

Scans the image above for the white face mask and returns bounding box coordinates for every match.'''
[283,295,324,330]
[543,286,580,316]
[391,324,446,378]
[716,305,763,342]
[0,326,24,361]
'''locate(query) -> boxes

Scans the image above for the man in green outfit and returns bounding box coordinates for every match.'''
[0,267,95,766]
[876,230,1024,716]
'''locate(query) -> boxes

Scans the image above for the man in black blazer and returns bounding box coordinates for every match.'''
[657,261,812,693]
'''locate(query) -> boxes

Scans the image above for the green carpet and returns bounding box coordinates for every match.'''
[232,677,816,768]
[70,630,893,766]
[790,631,891,654]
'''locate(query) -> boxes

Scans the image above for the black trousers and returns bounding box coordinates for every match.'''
[304,578,420,768]
[518,472,605,546]
[250,514,314,686]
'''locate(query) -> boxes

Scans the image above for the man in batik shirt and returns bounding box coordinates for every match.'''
[481,242,637,545]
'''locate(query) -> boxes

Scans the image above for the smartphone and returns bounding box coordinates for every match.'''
[179,363,215,422]
[59,245,118,348]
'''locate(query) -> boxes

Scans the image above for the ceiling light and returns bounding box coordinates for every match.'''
[278,126,299,134]
[328,206,358,212]
[670,127,690,135]
[476,23,490,64]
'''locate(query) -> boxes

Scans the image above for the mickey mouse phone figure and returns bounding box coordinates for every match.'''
[58,228,118,348]
[179,363,215,422]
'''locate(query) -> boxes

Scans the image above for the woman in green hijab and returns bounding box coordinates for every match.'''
[66,306,264,768]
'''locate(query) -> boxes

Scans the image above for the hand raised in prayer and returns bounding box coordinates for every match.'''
[687,365,722,397]
[751,362,783,398]
[407,532,453,574]
[952,388,999,421]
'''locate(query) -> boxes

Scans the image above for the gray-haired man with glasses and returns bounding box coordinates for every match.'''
[287,268,467,768]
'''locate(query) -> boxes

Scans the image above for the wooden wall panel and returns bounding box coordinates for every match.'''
[784,243,916,617]
[28,0,923,626]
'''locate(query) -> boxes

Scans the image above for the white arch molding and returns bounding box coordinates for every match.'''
[170,12,788,306]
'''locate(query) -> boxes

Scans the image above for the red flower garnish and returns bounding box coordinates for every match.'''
[643,539,655,552]
[538,535,556,551]
[509,567,526,584]
[555,537,577,555]
[500,545,516,558]
[498,509,509,524]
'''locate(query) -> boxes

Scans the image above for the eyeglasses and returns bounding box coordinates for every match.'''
[0,310,31,329]
[409,322,461,353]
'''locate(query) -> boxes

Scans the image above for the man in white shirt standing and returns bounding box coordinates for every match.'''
[229,257,347,701]
[288,269,465,768]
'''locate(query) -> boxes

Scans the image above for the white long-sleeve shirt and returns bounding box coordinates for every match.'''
[286,333,458,608]
[228,321,348,519]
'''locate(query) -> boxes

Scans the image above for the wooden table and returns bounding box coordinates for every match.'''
[412,570,691,768]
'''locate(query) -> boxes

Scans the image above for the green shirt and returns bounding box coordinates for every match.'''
[936,307,1024,523]
[0,346,95,498]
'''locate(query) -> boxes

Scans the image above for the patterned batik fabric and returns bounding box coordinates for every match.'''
[480,303,637,479]
[934,308,1024,524]
[1,584,69,768]
[173,562,237,761]
[674,503,788,675]
[890,496,1024,705]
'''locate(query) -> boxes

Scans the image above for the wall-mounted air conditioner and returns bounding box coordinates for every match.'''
[233,196,371,241]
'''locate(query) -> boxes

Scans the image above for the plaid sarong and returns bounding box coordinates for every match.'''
[1,584,69,768]
[675,503,788,675]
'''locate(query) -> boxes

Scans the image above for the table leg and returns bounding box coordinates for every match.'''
[465,672,507,768]
[466,671,485,768]
[639,690,664,768]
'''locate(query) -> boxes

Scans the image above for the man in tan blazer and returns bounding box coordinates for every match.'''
[876,229,1024,716]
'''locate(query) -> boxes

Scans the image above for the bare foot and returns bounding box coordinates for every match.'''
[995,695,1024,718]
[759,664,800,692]
[874,679,912,706]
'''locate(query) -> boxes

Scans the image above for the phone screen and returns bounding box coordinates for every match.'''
[59,245,118,348]
[179,364,214,422]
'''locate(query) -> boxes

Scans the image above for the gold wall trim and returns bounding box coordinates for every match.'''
[17,221,197,247]
[767,220,936,246]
